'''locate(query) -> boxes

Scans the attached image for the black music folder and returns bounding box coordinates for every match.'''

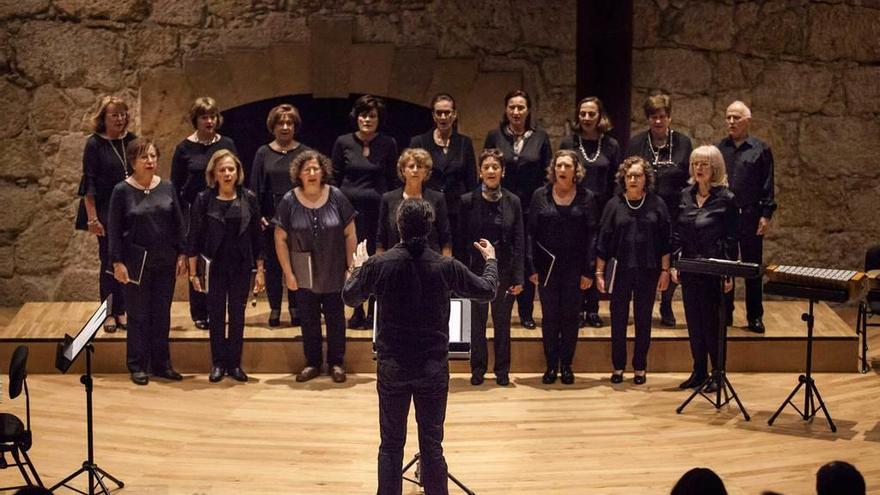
[604,257,618,294]
[291,251,313,289]
[195,254,211,293]
[534,241,556,287]
[103,243,147,285]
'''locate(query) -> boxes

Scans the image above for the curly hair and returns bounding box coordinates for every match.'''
[615,156,655,192]
[545,149,585,184]
[289,150,334,188]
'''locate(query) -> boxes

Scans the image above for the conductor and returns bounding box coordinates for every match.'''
[343,198,499,495]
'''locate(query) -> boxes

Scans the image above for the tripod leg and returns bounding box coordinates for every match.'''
[93,465,124,488]
[19,449,44,488]
[676,377,708,414]
[722,375,750,421]
[808,380,837,433]
[768,379,805,426]
[447,471,476,495]
[10,448,32,487]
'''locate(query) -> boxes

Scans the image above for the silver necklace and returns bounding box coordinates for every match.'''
[577,133,603,164]
[434,129,451,155]
[108,137,128,177]
[624,194,646,210]
[647,128,673,166]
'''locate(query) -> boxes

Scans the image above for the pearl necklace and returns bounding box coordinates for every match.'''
[647,128,674,166]
[577,133,603,164]
[624,194,646,210]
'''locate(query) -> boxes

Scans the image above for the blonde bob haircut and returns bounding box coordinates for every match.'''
[205,149,244,188]
[546,149,586,184]
[396,148,433,182]
[91,95,128,134]
[688,145,728,187]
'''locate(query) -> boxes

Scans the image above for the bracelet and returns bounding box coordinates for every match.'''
[595,271,604,275]
[88,218,99,225]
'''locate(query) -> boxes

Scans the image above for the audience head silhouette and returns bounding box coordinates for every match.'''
[671,467,728,495]
[816,461,865,495]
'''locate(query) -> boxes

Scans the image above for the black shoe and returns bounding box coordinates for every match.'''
[364,313,375,330]
[748,317,765,334]
[154,368,183,381]
[130,371,149,386]
[578,311,589,328]
[268,309,281,327]
[496,374,510,386]
[289,310,301,327]
[347,309,365,329]
[703,377,719,393]
[330,365,347,383]
[542,368,558,384]
[587,313,603,328]
[679,372,707,389]
[209,366,224,383]
[470,374,484,386]
[296,366,320,382]
[194,319,209,330]
[522,318,537,330]
[660,311,676,326]
[633,372,647,385]
[560,366,575,385]
[610,372,624,384]
[228,367,248,382]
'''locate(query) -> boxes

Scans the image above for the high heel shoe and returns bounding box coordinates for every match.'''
[633,370,647,385]
[610,371,624,384]
[268,309,281,327]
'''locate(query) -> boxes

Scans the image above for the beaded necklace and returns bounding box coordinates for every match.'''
[577,133,603,164]
[647,128,674,166]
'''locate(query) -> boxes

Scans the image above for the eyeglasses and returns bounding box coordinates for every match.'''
[693,162,711,169]
[433,110,454,117]
[301,167,322,174]
[107,112,128,119]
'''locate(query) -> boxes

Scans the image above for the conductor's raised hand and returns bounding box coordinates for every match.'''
[473,238,496,261]
[352,239,369,269]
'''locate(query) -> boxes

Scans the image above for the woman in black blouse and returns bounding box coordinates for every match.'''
[559,96,621,329]
[331,95,398,329]
[484,89,552,330]
[274,151,357,383]
[626,90,693,328]
[107,137,186,386]
[409,93,477,259]
[188,150,265,383]
[376,148,451,256]
[250,104,311,327]
[459,149,524,386]
[670,145,737,392]
[76,96,137,333]
[596,157,671,385]
[527,150,599,385]
[171,96,238,330]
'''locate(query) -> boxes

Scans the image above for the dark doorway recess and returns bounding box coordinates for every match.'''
[222,94,433,185]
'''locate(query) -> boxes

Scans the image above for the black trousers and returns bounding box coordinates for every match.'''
[97,234,126,316]
[681,272,721,375]
[470,268,514,377]
[354,203,378,316]
[659,281,679,319]
[610,268,659,371]
[295,289,346,368]
[183,205,208,322]
[516,266,535,321]
[124,262,176,373]
[581,284,600,314]
[206,256,250,369]
[263,228,296,312]
[538,273,582,369]
[377,358,449,495]
[726,209,764,320]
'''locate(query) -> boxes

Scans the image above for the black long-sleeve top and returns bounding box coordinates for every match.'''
[376,188,451,252]
[483,126,552,213]
[170,135,238,207]
[342,244,498,367]
[107,179,185,268]
[249,144,311,221]
[626,129,693,217]
[717,135,777,219]
[672,185,739,261]
[408,130,477,218]
[77,133,137,225]
[185,187,264,268]
[526,184,600,281]
[331,133,399,209]
[558,133,621,207]
[596,193,671,270]
[458,187,524,285]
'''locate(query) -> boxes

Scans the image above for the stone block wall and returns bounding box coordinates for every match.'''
[0,0,876,304]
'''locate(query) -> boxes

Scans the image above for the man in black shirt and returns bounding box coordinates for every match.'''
[343,198,498,495]
[717,101,777,333]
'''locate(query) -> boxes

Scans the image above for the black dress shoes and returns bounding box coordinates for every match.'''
[633,372,647,385]
[542,368,558,384]
[748,317,766,334]
[209,366,225,383]
[154,368,183,381]
[268,309,281,327]
[587,313,603,328]
[296,366,320,382]
[521,318,537,330]
[703,377,720,393]
[470,374,484,386]
[560,366,575,385]
[679,372,708,389]
[347,308,366,329]
[131,371,149,386]
[228,367,248,382]
[194,319,209,330]
[610,372,624,384]
[660,313,676,327]
[289,309,301,327]
[496,374,510,386]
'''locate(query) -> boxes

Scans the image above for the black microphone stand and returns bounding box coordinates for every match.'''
[403,453,476,495]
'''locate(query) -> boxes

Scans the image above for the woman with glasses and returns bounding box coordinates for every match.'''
[527,150,599,385]
[376,148,451,256]
[76,96,137,333]
[559,96,621,329]
[626,90,693,327]
[170,96,238,331]
[595,156,671,385]
[409,93,477,260]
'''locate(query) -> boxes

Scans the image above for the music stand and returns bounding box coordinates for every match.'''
[765,288,837,432]
[675,259,753,421]
[51,296,124,495]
